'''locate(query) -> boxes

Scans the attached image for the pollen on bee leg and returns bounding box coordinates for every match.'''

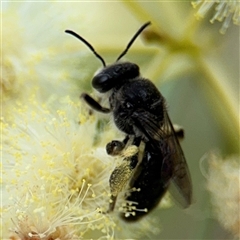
[108,149,139,213]
[121,145,138,158]
[109,157,135,197]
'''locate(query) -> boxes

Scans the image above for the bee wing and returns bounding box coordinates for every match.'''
[132,109,192,208]
[161,112,192,208]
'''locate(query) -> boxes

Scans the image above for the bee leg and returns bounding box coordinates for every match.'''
[108,141,145,213]
[106,136,130,156]
[107,137,142,212]
[106,140,126,156]
[137,140,145,165]
[81,93,110,113]
[107,154,138,213]
[128,140,145,186]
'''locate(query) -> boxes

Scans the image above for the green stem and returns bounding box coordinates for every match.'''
[197,55,239,150]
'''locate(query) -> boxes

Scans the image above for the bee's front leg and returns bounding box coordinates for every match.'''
[106,136,131,156]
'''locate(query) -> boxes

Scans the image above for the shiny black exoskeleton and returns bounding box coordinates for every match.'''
[109,78,165,138]
[65,22,192,221]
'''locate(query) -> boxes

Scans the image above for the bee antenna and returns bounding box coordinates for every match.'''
[116,21,151,62]
[65,30,106,67]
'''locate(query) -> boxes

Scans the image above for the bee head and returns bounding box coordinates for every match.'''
[92,62,139,93]
[65,21,150,93]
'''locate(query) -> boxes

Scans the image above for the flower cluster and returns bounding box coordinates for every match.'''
[192,0,240,33]
[206,152,240,238]
[2,95,161,239]
[2,95,116,239]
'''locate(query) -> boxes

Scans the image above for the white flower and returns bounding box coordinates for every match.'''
[2,95,115,239]
[192,0,240,33]
[205,152,240,238]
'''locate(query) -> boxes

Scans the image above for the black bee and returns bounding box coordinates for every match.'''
[65,22,192,221]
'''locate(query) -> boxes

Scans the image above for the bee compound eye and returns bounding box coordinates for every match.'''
[92,74,112,93]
